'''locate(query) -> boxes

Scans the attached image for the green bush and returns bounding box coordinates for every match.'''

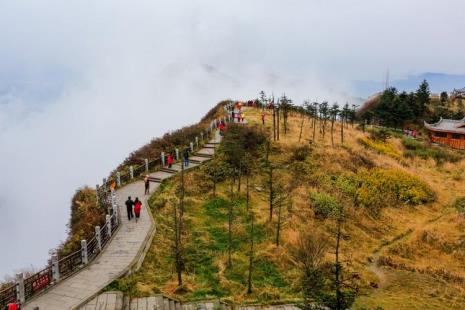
[310,192,342,219]
[454,196,465,215]
[358,136,400,159]
[292,145,311,161]
[402,137,462,164]
[355,168,435,214]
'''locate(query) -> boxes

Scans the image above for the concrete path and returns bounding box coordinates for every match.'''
[24,132,221,310]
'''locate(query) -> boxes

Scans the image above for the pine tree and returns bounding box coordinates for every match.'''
[415,79,431,117]
[329,103,340,147]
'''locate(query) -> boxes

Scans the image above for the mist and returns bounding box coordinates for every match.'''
[1,0,465,278]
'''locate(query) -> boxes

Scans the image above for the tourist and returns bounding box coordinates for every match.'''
[109,179,116,193]
[219,121,226,134]
[167,153,174,168]
[6,303,20,310]
[125,196,134,221]
[261,112,265,125]
[412,129,417,138]
[183,148,189,167]
[144,175,150,195]
[134,197,142,222]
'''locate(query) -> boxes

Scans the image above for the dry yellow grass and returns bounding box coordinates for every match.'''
[244,107,465,309]
[109,106,465,309]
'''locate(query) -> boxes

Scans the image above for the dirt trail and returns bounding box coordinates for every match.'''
[367,211,448,289]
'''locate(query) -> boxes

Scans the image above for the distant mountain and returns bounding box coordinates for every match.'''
[353,72,465,98]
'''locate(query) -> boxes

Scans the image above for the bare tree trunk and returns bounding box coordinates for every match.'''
[269,165,274,222]
[322,118,326,138]
[174,193,182,286]
[298,114,304,142]
[313,116,317,141]
[228,177,234,268]
[237,163,242,193]
[335,218,342,310]
[247,211,254,294]
[273,108,276,141]
[276,199,282,246]
[341,119,344,144]
[331,118,335,147]
[277,109,280,141]
[246,174,250,212]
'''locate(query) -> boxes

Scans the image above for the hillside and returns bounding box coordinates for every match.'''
[107,106,465,309]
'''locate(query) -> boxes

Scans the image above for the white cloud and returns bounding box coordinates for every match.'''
[1,0,464,277]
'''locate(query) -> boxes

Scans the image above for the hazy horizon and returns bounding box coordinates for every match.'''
[1,0,465,278]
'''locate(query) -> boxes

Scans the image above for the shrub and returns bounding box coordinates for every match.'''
[402,137,462,164]
[310,192,342,219]
[56,187,106,257]
[292,145,311,161]
[358,137,400,159]
[116,100,230,171]
[354,168,435,214]
[454,196,465,215]
[369,128,391,142]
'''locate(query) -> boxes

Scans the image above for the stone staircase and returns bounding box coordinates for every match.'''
[81,292,231,310]
[82,292,301,310]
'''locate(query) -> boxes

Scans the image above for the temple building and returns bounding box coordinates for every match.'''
[424,117,465,149]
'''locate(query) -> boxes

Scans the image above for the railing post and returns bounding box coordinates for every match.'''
[116,172,121,187]
[102,178,107,192]
[175,148,179,161]
[130,166,134,179]
[145,158,149,172]
[52,255,60,282]
[106,214,112,238]
[16,273,25,304]
[81,240,88,265]
[195,136,199,149]
[95,226,102,251]
[114,205,119,226]
[190,142,194,152]
[161,152,165,167]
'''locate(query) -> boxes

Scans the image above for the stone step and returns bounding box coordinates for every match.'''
[160,167,178,174]
[195,153,213,158]
[148,177,162,183]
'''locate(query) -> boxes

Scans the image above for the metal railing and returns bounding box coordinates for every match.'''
[24,266,53,300]
[0,284,17,308]
[0,112,228,308]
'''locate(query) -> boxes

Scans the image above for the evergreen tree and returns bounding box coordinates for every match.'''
[440,91,448,103]
[415,79,431,117]
[329,103,340,147]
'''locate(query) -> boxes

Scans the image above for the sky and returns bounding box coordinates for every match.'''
[1,0,465,278]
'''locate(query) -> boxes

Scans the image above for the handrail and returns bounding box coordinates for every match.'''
[1,112,227,308]
[0,284,17,308]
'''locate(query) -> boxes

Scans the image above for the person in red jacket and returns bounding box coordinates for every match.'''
[6,303,20,310]
[219,122,226,133]
[167,153,174,168]
[134,197,142,222]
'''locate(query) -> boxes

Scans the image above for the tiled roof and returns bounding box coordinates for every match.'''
[424,117,465,133]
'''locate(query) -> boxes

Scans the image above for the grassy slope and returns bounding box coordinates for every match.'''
[110,107,465,309]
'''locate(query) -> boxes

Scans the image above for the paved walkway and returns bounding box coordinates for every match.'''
[24,132,221,310]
